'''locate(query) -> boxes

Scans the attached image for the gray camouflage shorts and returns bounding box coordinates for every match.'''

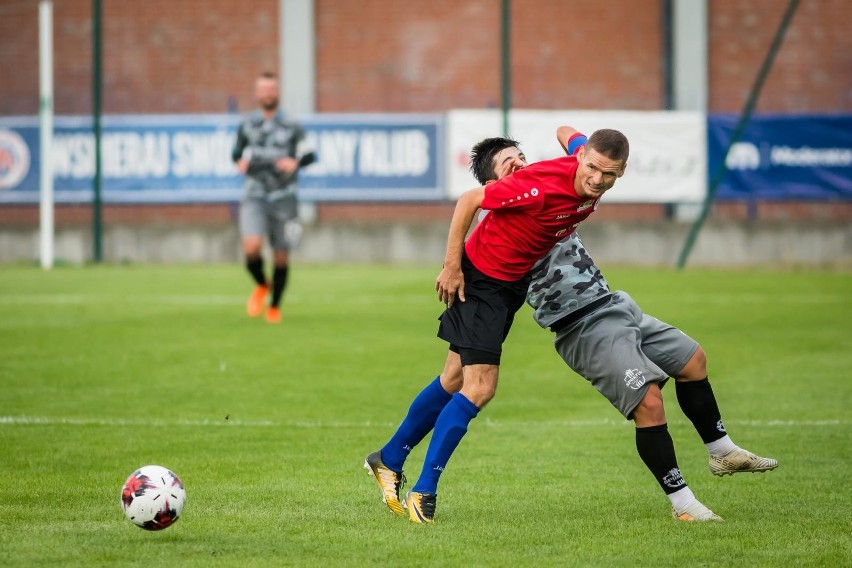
[239,194,302,251]
[553,291,699,420]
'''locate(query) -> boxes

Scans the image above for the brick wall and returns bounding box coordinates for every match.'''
[708,0,852,113]
[0,0,849,239]
[1,0,848,114]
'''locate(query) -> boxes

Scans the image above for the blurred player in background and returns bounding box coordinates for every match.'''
[232,71,316,324]
[366,127,630,523]
[365,128,777,524]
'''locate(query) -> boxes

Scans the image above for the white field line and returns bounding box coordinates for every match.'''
[0,416,846,429]
[0,294,430,306]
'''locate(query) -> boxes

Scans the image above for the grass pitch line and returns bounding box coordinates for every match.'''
[0,415,845,428]
[0,293,430,306]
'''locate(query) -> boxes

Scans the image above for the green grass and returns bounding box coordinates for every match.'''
[0,263,850,567]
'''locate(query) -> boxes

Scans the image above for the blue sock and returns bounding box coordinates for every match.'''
[380,376,453,472]
[412,393,479,494]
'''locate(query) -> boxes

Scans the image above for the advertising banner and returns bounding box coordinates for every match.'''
[0,114,444,203]
[446,109,707,203]
[708,114,852,200]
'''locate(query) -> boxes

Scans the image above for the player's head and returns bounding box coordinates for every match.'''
[469,137,527,185]
[255,71,280,112]
[575,129,629,199]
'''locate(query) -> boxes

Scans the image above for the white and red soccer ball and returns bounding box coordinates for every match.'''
[120,465,186,531]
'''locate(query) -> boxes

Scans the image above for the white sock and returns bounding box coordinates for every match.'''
[667,486,697,513]
[706,434,738,457]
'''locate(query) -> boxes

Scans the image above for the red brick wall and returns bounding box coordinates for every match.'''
[1,0,848,114]
[709,0,852,113]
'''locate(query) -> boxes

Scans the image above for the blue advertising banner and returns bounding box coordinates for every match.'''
[0,114,444,203]
[708,114,852,201]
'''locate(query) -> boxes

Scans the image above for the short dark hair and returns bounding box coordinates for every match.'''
[587,129,629,163]
[469,137,521,185]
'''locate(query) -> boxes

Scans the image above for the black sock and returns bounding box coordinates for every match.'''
[635,424,687,495]
[675,378,726,443]
[271,265,289,307]
[246,256,266,286]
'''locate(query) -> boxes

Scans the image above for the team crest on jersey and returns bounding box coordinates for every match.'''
[577,199,594,212]
[624,368,646,390]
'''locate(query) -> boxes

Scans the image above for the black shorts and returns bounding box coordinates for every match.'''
[437,250,531,366]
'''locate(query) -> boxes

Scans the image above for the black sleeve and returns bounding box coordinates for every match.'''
[232,123,248,162]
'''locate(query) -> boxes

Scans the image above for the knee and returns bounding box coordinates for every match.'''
[632,386,666,426]
[460,370,499,408]
[440,370,463,394]
[677,346,707,381]
[466,383,497,408]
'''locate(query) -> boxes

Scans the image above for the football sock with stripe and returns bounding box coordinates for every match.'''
[271,265,288,307]
[246,256,266,286]
[412,392,479,494]
[635,423,687,495]
[675,377,727,444]
[380,376,453,472]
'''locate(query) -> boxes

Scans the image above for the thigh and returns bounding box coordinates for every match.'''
[437,255,527,356]
[618,290,700,378]
[239,198,267,239]
[554,294,669,419]
[267,196,301,251]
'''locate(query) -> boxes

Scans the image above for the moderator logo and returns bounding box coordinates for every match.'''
[0,129,30,190]
[725,142,760,170]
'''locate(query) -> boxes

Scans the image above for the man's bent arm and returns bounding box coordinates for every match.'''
[436,187,484,307]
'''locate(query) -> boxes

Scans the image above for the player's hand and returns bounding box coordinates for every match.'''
[236,158,249,174]
[275,156,299,174]
[436,265,465,308]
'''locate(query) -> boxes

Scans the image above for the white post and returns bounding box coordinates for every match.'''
[39,0,54,270]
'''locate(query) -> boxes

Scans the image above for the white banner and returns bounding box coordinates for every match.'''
[446,109,706,203]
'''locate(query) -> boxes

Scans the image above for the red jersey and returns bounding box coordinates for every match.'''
[464,155,599,281]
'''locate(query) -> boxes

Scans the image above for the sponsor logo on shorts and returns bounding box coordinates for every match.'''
[662,467,686,489]
[624,368,646,390]
[716,419,726,433]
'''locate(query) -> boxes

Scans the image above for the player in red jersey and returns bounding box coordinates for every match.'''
[367,129,629,523]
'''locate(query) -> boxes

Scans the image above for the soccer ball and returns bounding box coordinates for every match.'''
[120,465,186,531]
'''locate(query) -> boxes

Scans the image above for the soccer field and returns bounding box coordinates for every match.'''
[1,263,849,567]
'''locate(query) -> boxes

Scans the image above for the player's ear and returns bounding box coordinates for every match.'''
[618,161,627,177]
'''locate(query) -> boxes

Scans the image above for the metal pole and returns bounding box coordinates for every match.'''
[39,1,54,270]
[92,0,103,262]
[500,0,510,137]
[676,0,799,269]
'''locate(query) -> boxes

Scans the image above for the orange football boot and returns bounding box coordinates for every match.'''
[246,285,269,317]
[265,305,282,324]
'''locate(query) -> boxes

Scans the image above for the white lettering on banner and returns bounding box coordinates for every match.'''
[171,130,235,177]
[53,134,95,178]
[302,130,358,176]
[359,130,429,176]
[770,146,852,167]
[102,132,170,178]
